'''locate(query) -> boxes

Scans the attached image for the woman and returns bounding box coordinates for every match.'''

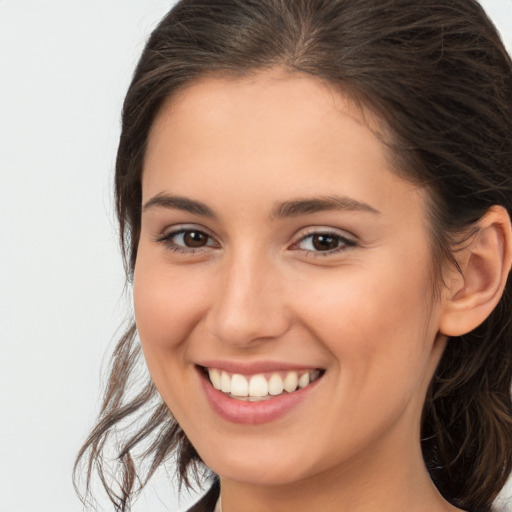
[75,1,512,511]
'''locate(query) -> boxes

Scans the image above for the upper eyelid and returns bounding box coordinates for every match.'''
[159,224,216,238]
[292,226,357,242]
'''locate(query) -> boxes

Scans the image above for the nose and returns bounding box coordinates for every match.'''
[206,249,291,348]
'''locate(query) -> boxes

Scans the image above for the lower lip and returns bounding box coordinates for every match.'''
[199,369,322,425]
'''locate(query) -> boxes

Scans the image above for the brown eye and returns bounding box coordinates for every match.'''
[311,234,340,251]
[157,228,217,252]
[295,231,356,254]
[183,230,209,247]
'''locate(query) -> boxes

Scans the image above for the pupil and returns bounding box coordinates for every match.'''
[312,234,338,251]
[184,231,207,247]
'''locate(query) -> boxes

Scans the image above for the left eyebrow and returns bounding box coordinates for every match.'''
[270,195,380,219]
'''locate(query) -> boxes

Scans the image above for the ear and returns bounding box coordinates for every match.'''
[439,205,512,337]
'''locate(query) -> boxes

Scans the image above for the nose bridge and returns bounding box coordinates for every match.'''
[207,244,289,346]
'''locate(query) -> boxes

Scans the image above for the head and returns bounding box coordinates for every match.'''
[76,1,512,511]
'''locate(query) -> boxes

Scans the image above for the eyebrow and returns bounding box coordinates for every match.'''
[143,194,215,217]
[142,193,380,219]
[270,195,380,219]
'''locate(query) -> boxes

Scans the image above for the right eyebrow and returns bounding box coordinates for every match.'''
[142,193,216,218]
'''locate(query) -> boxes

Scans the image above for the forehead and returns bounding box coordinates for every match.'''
[143,68,426,223]
[148,69,386,158]
[159,69,367,124]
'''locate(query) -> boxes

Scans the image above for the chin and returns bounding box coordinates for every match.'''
[192,434,326,488]
[209,458,309,487]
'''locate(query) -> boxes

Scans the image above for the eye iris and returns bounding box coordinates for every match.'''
[183,231,208,248]
[312,234,339,251]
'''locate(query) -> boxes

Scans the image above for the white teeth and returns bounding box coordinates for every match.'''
[230,374,248,397]
[249,374,268,397]
[220,371,231,393]
[209,368,222,390]
[207,368,322,399]
[283,371,298,392]
[298,373,310,388]
[268,373,284,395]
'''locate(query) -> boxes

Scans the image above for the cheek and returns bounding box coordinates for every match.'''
[297,254,436,383]
[132,248,208,366]
[132,254,213,419]
[288,259,439,461]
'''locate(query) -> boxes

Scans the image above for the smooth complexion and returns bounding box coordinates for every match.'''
[134,69,466,512]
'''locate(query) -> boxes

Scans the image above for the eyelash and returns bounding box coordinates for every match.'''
[156,227,357,256]
[156,228,218,254]
[292,230,357,256]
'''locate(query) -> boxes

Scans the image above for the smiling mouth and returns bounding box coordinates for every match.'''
[200,367,325,401]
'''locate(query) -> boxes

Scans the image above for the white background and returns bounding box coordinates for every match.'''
[0,1,511,511]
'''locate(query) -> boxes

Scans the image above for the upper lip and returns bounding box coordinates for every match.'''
[197,360,324,375]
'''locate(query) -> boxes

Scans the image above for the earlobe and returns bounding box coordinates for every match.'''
[439,206,512,337]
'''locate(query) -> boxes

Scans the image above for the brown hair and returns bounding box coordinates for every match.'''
[75,1,512,510]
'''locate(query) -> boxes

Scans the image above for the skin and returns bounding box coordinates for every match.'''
[134,69,466,512]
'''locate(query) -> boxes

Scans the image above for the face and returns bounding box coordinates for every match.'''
[134,69,447,488]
